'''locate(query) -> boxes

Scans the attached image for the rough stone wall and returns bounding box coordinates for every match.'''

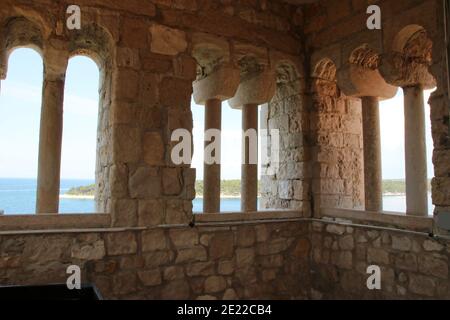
[310,221,450,299]
[260,68,311,214]
[310,71,364,211]
[0,222,311,300]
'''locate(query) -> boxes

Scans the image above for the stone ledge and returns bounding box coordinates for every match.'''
[194,210,304,224]
[0,213,111,232]
[320,207,433,232]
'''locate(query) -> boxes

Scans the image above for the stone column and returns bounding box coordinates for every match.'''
[193,64,240,213]
[361,96,383,212]
[337,62,397,213]
[229,69,276,212]
[203,98,222,213]
[36,47,68,214]
[241,103,259,212]
[403,85,428,216]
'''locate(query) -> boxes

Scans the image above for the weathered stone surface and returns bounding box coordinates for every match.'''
[209,233,234,260]
[111,199,138,227]
[338,235,354,251]
[326,224,346,235]
[223,288,238,300]
[129,167,161,199]
[138,200,164,227]
[331,251,352,269]
[256,239,289,256]
[236,226,256,247]
[163,266,185,281]
[395,253,418,272]
[218,260,235,276]
[409,274,436,297]
[113,272,137,296]
[162,168,183,196]
[204,276,227,293]
[161,280,191,300]
[143,132,165,166]
[367,248,390,265]
[169,229,199,248]
[418,254,449,279]
[186,261,215,277]
[71,240,105,261]
[105,232,137,256]
[423,240,445,252]
[392,236,412,252]
[138,269,162,287]
[236,248,255,268]
[142,229,168,252]
[176,247,207,263]
[150,24,187,56]
[144,251,175,268]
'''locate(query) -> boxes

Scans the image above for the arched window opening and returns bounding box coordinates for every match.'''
[0,48,43,214]
[59,56,100,213]
[379,88,435,215]
[191,98,243,213]
[379,26,437,216]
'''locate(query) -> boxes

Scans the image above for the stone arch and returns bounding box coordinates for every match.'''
[0,16,45,79]
[66,23,114,213]
[68,23,114,72]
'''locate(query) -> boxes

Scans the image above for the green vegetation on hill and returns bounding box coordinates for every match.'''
[66,179,430,197]
[66,184,95,196]
[382,179,431,194]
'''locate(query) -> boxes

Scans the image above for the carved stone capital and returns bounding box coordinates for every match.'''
[379,52,436,89]
[337,64,397,100]
[193,63,240,105]
[228,69,276,109]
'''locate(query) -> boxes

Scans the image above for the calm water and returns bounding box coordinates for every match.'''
[0,178,434,215]
[0,178,95,214]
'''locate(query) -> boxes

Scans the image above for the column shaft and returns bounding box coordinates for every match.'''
[403,86,428,216]
[203,99,222,213]
[241,104,258,212]
[36,79,65,214]
[362,96,383,212]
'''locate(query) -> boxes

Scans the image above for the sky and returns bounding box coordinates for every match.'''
[0,48,435,181]
[0,48,99,180]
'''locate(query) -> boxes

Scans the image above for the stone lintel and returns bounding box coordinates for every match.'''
[228,69,276,109]
[379,52,436,90]
[337,64,398,100]
[193,64,240,105]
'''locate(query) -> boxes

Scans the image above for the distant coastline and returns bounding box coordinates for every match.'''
[63,179,430,198]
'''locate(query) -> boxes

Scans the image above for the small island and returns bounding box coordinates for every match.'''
[61,184,96,199]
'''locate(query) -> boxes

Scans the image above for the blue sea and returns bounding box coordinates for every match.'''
[0,178,434,215]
